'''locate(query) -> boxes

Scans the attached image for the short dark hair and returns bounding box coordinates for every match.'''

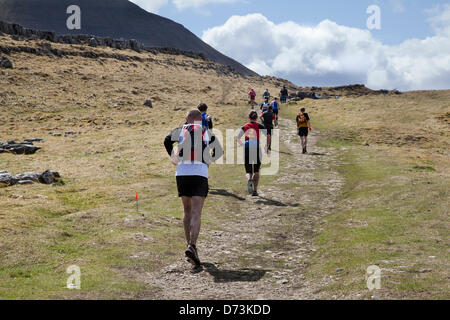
[249,111,258,121]
[198,103,208,112]
[187,109,202,122]
[301,108,306,112]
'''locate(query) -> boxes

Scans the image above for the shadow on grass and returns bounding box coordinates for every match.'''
[308,152,326,156]
[194,263,269,283]
[210,188,246,201]
[255,196,299,208]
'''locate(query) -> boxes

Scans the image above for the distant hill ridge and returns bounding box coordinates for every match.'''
[0,20,211,61]
[0,0,257,76]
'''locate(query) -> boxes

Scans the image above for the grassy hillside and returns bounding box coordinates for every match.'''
[0,35,289,299]
[0,34,448,299]
[281,92,449,299]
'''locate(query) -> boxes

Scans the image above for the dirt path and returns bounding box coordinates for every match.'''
[143,118,343,299]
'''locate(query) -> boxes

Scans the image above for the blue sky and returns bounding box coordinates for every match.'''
[130,0,450,90]
[137,0,444,44]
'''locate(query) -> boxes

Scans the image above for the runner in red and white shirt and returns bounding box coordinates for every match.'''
[164,110,223,267]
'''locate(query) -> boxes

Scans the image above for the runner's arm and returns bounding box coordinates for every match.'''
[306,114,312,130]
[236,127,245,145]
[164,128,181,156]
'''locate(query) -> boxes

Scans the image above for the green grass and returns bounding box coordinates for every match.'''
[280,100,449,299]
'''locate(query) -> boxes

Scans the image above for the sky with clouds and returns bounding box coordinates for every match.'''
[129,0,450,91]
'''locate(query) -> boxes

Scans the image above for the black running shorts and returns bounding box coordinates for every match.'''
[245,146,261,164]
[298,127,309,137]
[245,146,261,174]
[176,176,209,198]
[273,109,279,115]
[245,164,261,175]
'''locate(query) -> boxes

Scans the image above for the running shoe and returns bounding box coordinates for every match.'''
[248,179,254,195]
[252,191,259,197]
[185,245,201,266]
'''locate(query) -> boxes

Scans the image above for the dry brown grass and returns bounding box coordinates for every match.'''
[0,35,291,298]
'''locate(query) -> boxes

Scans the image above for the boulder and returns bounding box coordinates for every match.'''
[7,144,41,155]
[0,140,43,155]
[0,172,17,186]
[39,170,60,184]
[0,56,13,69]
[14,172,40,182]
[0,170,61,187]
[144,99,153,108]
[88,37,98,47]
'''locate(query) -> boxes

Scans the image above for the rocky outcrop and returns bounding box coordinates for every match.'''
[0,139,43,154]
[0,20,241,76]
[292,84,402,100]
[0,170,61,187]
[0,20,209,60]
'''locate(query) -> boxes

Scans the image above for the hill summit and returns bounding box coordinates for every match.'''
[0,0,257,76]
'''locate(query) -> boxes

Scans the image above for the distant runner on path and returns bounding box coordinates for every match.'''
[296,107,312,154]
[164,110,223,267]
[260,105,275,153]
[280,86,288,104]
[263,88,271,101]
[198,103,213,130]
[271,97,280,126]
[248,88,257,109]
[237,111,267,197]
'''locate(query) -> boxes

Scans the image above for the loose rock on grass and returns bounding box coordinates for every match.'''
[0,170,61,187]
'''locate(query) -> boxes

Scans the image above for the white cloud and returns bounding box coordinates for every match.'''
[202,13,450,90]
[129,0,169,13]
[427,4,450,36]
[172,0,237,10]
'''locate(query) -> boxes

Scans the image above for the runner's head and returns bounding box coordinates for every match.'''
[300,108,306,113]
[197,103,208,113]
[249,110,258,122]
[269,105,273,110]
[186,109,202,123]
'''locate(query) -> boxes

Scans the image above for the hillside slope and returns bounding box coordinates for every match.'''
[0,35,448,300]
[0,0,257,76]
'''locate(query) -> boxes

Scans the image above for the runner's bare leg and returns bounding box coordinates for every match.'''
[189,196,205,245]
[253,172,260,192]
[182,197,192,245]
